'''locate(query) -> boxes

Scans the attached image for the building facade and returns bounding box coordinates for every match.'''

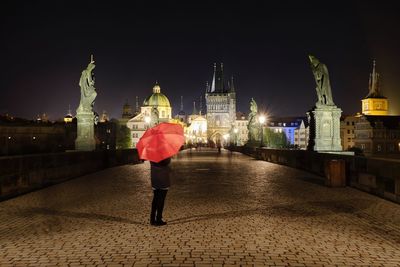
[205,63,236,144]
[340,115,358,150]
[354,115,400,156]
[234,113,248,146]
[294,120,309,149]
[268,117,305,145]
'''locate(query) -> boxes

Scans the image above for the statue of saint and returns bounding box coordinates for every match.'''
[151,107,159,126]
[78,55,97,113]
[247,98,259,141]
[309,55,335,107]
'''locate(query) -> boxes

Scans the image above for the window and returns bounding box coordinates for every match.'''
[347,121,350,126]
[352,122,355,126]
[347,130,350,134]
[377,144,381,152]
[162,110,165,117]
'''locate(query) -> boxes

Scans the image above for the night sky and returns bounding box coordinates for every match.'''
[1,1,399,120]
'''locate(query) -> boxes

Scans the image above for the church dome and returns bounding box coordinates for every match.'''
[143,83,171,107]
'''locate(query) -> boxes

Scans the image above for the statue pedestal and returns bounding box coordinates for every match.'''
[307,105,342,151]
[75,111,96,151]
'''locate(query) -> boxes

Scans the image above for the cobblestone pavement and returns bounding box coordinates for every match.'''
[1,149,400,266]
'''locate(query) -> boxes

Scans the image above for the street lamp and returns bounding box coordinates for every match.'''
[258,115,266,147]
[233,128,239,146]
[144,116,151,129]
[223,134,229,146]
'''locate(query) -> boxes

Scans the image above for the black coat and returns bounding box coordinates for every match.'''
[150,158,171,189]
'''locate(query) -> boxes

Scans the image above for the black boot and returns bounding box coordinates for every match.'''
[155,190,168,226]
[150,190,157,225]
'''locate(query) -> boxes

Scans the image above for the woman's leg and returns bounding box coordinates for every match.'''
[156,190,168,223]
[150,189,158,224]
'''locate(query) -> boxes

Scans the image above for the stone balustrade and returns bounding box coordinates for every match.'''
[0,149,141,200]
[231,146,400,204]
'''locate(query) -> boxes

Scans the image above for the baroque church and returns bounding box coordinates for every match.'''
[205,63,237,143]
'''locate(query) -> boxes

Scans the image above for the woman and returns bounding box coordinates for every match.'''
[150,157,171,226]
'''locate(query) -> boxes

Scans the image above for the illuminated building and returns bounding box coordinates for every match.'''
[127,82,172,147]
[294,120,309,149]
[268,117,304,145]
[361,61,388,115]
[64,106,73,123]
[205,63,236,144]
[185,116,207,144]
[234,112,248,146]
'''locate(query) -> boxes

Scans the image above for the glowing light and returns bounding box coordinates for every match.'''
[234,128,238,134]
[258,115,266,124]
[144,116,151,124]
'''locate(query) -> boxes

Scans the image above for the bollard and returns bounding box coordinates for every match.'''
[325,159,346,187]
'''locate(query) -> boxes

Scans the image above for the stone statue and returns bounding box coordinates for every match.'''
[150,107,159,127]
[307,55,342,152]
[247,98,259,142]
[75,55,97,151]
[309,55,334,107]
[77,55,97,113]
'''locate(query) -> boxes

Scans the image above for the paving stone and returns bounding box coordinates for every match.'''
[1,149,400,266]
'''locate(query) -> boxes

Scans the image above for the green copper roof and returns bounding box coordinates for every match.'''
[143,93,171,107]
[142,83,171,107]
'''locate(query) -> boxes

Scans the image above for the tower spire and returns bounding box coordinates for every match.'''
[367,60,380,97]
[192,101,197,115]
[180,96,184,111]
[230,76,235,92]
[210,63,216,92]
[67,104,72,116]
[199,95,202,115]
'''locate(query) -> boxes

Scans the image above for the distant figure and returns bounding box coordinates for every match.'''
[150,157,171,226]
[217,140,222,153]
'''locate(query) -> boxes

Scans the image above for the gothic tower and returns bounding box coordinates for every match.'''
[361,60,388,115]
[205,63,236,143]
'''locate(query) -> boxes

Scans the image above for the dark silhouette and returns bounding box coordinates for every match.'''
[150,157,171,226]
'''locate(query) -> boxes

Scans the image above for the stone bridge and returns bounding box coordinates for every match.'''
[1,149,400,266]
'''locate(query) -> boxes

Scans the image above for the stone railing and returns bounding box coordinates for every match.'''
[0,149,141,201]
[230,146,400,204]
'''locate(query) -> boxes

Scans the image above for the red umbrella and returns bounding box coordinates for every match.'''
[137,122,184,163]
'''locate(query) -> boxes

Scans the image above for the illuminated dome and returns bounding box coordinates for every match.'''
[143,83,171,107]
